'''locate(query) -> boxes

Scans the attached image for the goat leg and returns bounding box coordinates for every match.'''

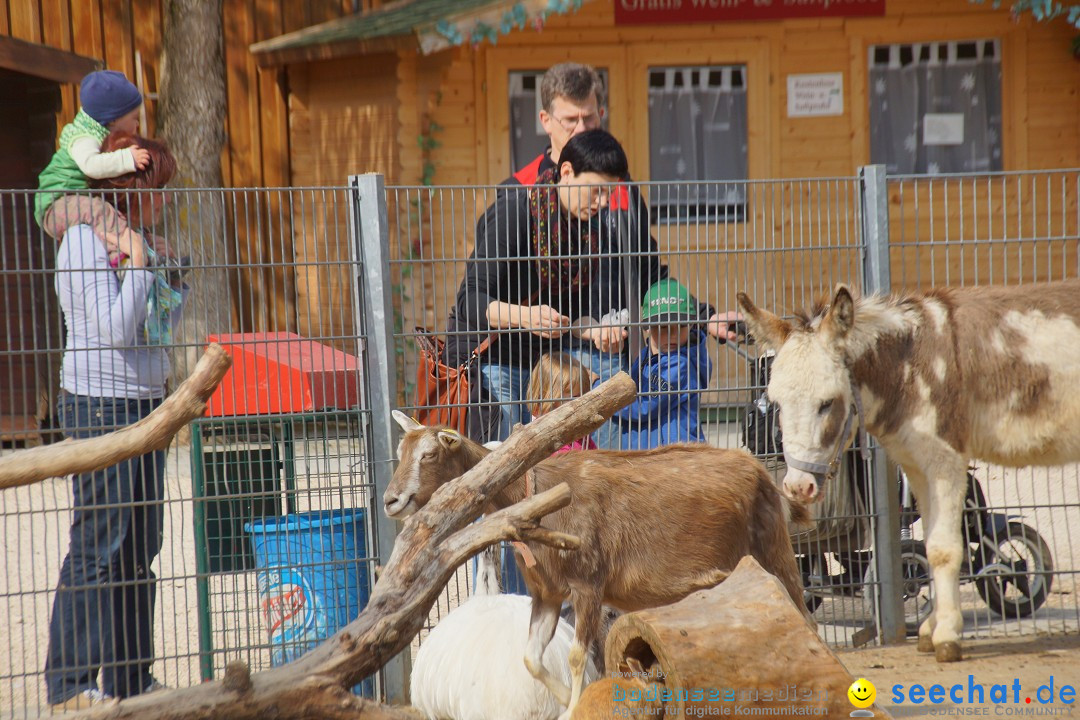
[562,593,600,720]
[524,598,572,707]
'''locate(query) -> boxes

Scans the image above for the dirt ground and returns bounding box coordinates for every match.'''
[838,633,1080,717]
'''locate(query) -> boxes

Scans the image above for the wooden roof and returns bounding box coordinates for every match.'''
[250,0,588,66]
[0,35,100,84]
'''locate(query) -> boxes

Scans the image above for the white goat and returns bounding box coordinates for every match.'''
[410,543,598,720]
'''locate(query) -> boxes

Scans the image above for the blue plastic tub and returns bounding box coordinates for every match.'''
[246,508,374,697]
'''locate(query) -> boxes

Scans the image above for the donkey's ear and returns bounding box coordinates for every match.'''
[822,284,855,341]
[736,292,792,349]
[437,429,463,451]
[392,410,424,433]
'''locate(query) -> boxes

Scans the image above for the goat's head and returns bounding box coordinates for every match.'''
[384,410,481,519]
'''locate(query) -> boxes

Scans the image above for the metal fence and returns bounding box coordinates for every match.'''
[1,167,1079,717]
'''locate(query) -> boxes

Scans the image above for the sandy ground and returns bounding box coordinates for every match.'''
[839,633,1080,717]
[3,424,1080,719]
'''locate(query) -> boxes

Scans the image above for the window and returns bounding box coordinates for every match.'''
[869,40,1002,174]
[507,69,609,171]
[647,65,748,223]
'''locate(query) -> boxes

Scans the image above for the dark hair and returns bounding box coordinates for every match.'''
[89,131,177,214]
[541,62,606,112]
[557,129,628,180]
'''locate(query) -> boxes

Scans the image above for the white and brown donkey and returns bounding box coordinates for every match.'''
[738,279,1080,662]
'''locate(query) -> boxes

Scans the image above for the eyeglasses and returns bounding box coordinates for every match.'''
[551,111,604,133]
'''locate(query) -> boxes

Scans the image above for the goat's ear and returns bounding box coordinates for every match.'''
[437,429,463,451]
[392,410,423,433]
[821,284,855,342]
[736,292,791,350]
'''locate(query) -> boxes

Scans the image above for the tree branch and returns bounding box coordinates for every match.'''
[0,344,232,490]
[46,372,638,719]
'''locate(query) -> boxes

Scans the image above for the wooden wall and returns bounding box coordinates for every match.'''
[349,0,1076,406]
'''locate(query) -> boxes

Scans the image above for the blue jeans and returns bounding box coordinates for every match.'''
[45,393,166,703]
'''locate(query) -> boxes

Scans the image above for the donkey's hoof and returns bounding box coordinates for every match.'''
[935,641,962,663]
[917,636,934,653]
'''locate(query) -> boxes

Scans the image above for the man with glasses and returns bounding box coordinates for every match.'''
[508,62,608,188]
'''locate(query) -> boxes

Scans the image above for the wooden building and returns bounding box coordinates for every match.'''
[250,0,1080,332]
[0,1,369,441]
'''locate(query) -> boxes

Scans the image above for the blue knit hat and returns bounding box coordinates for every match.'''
[80,70,142,126]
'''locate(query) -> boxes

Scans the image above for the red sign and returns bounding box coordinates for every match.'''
[614,0,885,25]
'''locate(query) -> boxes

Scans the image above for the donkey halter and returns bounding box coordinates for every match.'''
[781,371,870,488]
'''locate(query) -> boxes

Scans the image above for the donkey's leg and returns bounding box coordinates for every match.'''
[902,465,938,653]
[524,596,571,707]
[560,591,601,720]
[920,460,969,662]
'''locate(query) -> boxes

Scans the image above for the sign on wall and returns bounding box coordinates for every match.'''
[614,0,886,25]
[787,73,844,117]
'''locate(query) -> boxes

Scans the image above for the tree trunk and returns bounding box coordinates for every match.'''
[158,0,230,383]
[44,373,638,720]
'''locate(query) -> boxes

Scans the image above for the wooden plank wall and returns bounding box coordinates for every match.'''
[360,0,1078,406]
[0,1,381,337]
[288,51,400,347]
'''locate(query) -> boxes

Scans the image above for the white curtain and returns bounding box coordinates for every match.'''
[869,40,1002,174]
[647,66,748,219]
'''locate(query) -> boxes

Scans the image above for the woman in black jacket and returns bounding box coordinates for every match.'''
[447,129,633,446]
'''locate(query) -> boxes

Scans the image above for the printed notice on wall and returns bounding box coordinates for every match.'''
[787,74,843,117]
[923,113,965,145]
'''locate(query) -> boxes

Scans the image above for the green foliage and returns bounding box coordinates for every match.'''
[970,0,1080,28]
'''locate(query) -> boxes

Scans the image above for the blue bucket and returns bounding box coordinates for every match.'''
[246,508,374,697]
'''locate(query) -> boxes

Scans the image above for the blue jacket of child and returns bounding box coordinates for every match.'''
[611,328,713,450]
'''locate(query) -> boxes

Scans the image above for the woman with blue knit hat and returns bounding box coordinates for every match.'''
[35,70,152,265]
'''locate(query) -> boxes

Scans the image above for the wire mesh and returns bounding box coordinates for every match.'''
[0,186,378,718]
[3,168,1080,717]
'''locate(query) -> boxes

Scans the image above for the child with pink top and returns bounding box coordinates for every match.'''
[526,352,598,454]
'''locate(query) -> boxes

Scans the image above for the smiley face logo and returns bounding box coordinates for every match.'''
[848,677,876,709]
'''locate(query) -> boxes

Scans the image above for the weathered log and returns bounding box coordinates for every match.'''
[0,343,233,490]
[591,555,893,719]
[47,371,638,719]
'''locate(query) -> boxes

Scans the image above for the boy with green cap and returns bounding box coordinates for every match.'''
[610,278,713,449]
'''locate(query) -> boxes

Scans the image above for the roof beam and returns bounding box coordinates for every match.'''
[0,35,101,84]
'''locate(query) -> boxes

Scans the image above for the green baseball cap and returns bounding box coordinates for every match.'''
[641,278,698,324]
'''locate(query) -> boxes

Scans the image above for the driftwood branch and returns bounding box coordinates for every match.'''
[48,372,638,719]
[0,344,233,490]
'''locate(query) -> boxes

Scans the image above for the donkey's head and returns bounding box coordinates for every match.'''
[737,286,860,502]
[384,410,485,518]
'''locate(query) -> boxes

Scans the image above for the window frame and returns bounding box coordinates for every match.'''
[847,14,1024,170]
[645,64,751,225]
[867,38,1004,175]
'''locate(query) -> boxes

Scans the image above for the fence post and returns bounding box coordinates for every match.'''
[858,164,905,645]
[348,173,410,702]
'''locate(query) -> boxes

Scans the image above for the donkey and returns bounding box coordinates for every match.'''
[386,411,811,718]
[737,279,1080,663]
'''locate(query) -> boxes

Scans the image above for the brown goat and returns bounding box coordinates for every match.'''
[386,411,811,718]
